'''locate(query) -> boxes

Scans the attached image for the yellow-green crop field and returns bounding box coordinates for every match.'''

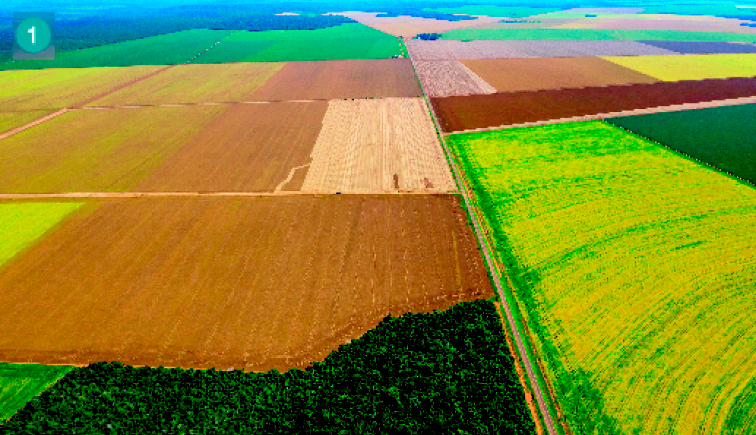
[0,111,52,134]
[602,53,756,82]
[0,202,83,268]
[449,120,756,435]
[0,66,164,111]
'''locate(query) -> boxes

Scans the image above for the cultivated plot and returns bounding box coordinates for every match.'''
[301,98,456,192]
[332,11,506,38]
[414,60,496,97]
[0,66,165,111]
[0,111,53,134]
[0,195,493,372]
[431,77,756,132]
[460,57,659,92]
[607,103,756,185]
[249,59,420,101]
[602,53,756,81]
[136,101,328,192]
[86,63,284,106]
[0,363,73,421]
[637,40,756,54]
[0,105,225,193]
[440,28,756,42]
[449,121,756,435]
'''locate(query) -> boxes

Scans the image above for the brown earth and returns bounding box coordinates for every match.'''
[460,57,660,93]
[136,101,328,192]
[330,12,506,38]
[0,195,493,372]
[431,76,756,132]
[415,61,497,97]
[249,59,421,101]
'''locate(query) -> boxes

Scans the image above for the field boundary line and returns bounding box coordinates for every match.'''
[0,109,69,141]
[0,191,459,200]
[407,41,560,435]
[444,94,756,135]
[275,163,311,192]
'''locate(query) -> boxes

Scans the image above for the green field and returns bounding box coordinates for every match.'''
[0,203,82,269]
[441,28,756,42]
[602,53,756,81]
[0,111,52,134]
[607,104,756,185]
[0,30,231,70]
[191,23,402,62]
[0,363,74,422]
[449,121,756,435]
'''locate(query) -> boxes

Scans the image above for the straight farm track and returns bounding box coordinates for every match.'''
[0,195,493,372]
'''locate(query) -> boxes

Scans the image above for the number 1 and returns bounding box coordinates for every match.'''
[28,26,35,44]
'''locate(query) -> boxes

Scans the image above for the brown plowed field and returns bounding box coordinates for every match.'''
[0,195,493,372]
[432,76,756,132]
[460,57,660,93]
[249,59,421,101]
[136,101,328,192]
[302,98,456,192]
[415,61,497,97]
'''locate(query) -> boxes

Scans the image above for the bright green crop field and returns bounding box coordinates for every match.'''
[607,103,756,185]
[441,28,756,42]
[0,202,82,269]
[449,121,756,435]
[0,30,231,70]
[0,363,73,422]
[191,23,402,62]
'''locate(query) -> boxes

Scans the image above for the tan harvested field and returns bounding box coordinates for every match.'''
[471,18,581,30]
[302,98,456,192]
[137,101,328,192]
[415,61,497,97]
[0,195,493,372]
[86,63,284,106]
[461,57,660,92]
[332,11,505,37]
[0,105,225,194]
[582,17,756,32]
[249,59,420,100]
[0,65,165,111]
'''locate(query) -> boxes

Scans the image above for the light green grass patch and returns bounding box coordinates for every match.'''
[441,28,756,42]
[0,363,74,421]
[0,202,82,268]
[603,52,756,81]
[449,121,756,435]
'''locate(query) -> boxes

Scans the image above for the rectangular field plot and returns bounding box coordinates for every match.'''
[440,28,756,42]
[0,195,493,372]
[607,103,756,185]
[602,53,756,81]
[85,63,284,106]
[301,98,456,192]
[431,77,756,132]
[249,59,420,101]
[0,66,165,111]
[136,101,328,192]
[0,363,73,421]
[460,57,659,93]
[449,121,756,435]
[637,40,756,54]
[0,105,225,193]
[414,61,496,98]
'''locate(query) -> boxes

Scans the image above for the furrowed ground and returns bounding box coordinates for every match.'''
[449,120,756,435]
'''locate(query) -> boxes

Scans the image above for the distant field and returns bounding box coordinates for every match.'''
[0,195,492,372]
[85,63,283,106]
[301,98,455,192]
[431,77,756,132]
[461,57,659,92]
[191,23,402,62]
[0,363,73,421]
[0,203,82,268]
[607,103,756,185]
[249,59,420,100]
[414,60,497,98]
[136,101,328,192]
[602,53,756,81]
[0,66,164,110]
[441,28,756,42]
[449,121,756,435]
[0,30,232,70]
[0,105,225,193]
[429,5,560,17]
[0,111,52,134]
[638,40,756,54]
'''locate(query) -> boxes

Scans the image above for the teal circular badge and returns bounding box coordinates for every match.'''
[15,17,52,54]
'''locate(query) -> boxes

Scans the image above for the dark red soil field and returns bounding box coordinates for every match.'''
[0,195,493,372]
[431,77,756,132]
[249,59,421,100]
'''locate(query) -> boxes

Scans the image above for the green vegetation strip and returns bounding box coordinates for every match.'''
[448,121,756,435]
[0,203,83,268]
[441,28,756,42]
[2,300,536,434]
[606,104,756,186]
[0,364,73,421]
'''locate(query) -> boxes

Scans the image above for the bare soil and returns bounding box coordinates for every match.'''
[415,61,497,97]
